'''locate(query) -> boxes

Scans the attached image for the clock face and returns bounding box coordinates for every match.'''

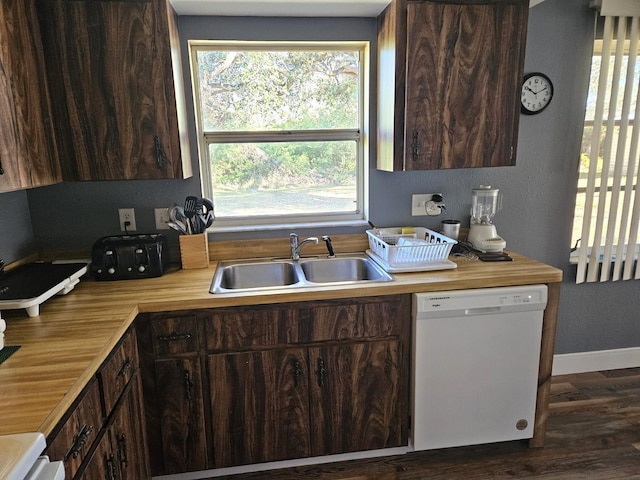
[521,73,553,114]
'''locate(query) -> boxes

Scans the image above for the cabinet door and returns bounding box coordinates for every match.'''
[108,374,151,480]
[36,0,187,181]
[81,374,150,480]
[0,0,60,192]
[152,357,207,474]
[404,0,527,170]
[309,340,403,456]
[208,348,311,467]
[46,379,103,479]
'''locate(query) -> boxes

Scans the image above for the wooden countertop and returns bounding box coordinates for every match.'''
[0,249,561,438]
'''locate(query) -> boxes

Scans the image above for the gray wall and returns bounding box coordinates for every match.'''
[0,190,35,262]
[1,0,637,354]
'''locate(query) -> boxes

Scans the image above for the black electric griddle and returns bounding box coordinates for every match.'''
[0,262,89,317]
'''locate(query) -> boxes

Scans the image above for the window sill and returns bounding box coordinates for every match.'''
[207,219,371,234]
[569,246,640,264]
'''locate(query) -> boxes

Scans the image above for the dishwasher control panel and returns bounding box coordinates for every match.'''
[412,285,548,318]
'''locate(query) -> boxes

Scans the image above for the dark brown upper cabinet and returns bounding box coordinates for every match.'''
[0,0,61,193]
[377,0,528,171]
[36,0,192,181]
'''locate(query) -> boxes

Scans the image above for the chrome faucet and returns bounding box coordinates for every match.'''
[290,233,318,260]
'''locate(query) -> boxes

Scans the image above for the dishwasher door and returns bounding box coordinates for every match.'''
[411,285,547,451]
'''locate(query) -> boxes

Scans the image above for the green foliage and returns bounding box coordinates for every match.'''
[210,141,356,189]
[197,47,360,190]
[197,49,359,131]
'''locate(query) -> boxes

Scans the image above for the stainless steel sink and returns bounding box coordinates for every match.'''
[213,260,302,292]
[210,254,393,293]
[299,256,391,283]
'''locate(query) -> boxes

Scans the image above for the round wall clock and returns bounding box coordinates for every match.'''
[521,72,554,115]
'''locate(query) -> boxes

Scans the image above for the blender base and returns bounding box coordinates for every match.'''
[468,224,506,253]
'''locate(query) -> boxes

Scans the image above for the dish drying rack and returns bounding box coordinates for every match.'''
[366,227,457,272]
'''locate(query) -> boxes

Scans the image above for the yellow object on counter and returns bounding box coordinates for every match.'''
[401,227,415,234]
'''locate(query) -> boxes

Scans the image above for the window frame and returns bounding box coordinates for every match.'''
[188,40,369,232]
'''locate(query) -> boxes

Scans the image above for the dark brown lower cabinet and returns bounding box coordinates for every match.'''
[309,340,402,456]
[80,374,148,480]
[136,295,410,475]
[153,357,207,474]
[46,328,150,480]
[208,348,312,467]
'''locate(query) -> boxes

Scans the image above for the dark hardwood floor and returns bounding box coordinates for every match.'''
[215,368,640,479]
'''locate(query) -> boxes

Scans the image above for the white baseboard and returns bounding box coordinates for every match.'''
[154,447,409,480]
[552,347,640,375]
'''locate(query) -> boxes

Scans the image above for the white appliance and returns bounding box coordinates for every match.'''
[467,185,506,253]
[411,285,547,451]
[0,433,64,480]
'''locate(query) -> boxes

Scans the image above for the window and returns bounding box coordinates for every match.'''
[572,12,640,282]
[189,41,368,230]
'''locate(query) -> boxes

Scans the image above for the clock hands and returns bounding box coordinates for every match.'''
[525,85,548,96]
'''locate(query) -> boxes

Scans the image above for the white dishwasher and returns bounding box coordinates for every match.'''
[411,285,547,451]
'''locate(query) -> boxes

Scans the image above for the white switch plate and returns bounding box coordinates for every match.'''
[154,208,171,230]
[118,208,137,232]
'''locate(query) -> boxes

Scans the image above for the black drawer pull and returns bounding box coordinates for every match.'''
[117,357,132,378]
[157,332,192,342]
[117,433,128,467]
[65,424,94,460]
[105,452,118,480]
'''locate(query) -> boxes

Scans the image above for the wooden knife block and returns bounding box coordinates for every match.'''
[179,233,210,269]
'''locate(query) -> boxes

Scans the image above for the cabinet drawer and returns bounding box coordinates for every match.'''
[305,297,405,342]
[151,315,199,355]
[204,307,300,351]
[46,378,103,479]
[99,329,138,415]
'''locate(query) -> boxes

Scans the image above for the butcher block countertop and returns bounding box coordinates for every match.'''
[0,235,562,440]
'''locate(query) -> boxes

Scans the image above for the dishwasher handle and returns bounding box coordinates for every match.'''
[464,306,502,316]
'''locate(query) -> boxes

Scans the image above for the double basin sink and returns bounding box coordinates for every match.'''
[210,253,393,293]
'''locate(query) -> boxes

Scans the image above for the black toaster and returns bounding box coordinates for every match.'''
[91,234,168,280]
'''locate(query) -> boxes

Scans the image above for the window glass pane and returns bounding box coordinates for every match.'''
[585,54,640,122]
[208,141,358,218]
[196,49,360,131]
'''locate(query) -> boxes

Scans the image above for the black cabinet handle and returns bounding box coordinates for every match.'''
[116,433,128,467]
[157,332,192,342]
[154,135,167,169]
[184,369,194,401]
[293,359,302,388]
[105,453,118,480]
[65,424,94,460]
[411,130,420,162]
[116,358,132,378]
[316,357,327,387]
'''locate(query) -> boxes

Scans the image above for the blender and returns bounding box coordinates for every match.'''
[467,185,506,253]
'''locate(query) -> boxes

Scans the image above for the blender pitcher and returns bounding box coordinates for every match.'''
[468,186,506,252]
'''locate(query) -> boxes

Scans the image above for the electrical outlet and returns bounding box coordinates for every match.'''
[154,208,171,230]
[412,194,433,216]
[118,208,137,232]
[411,193,444,216]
